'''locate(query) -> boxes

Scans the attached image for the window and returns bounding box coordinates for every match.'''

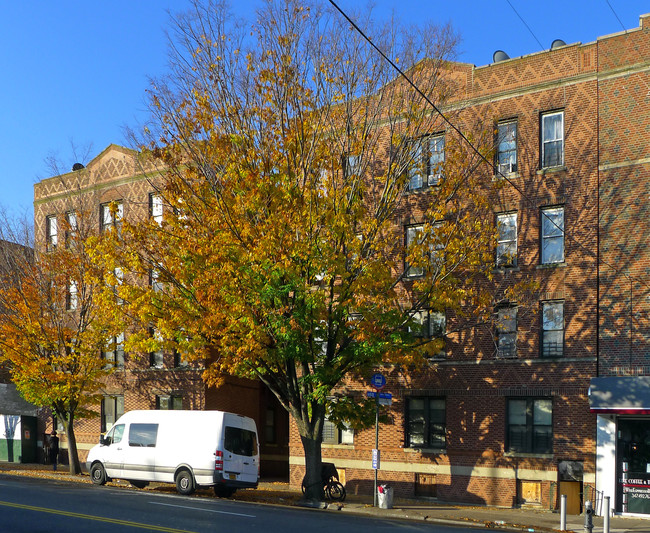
[156,394,182,410]
[496,212,517,267]
[405,223,443,278]
[129,423,158,447]
[408,134,445,190]
[46,215,57,251]
[100,201,123,233]
[496,121,517,174]
[410,309,446,339]
[66,280,78,311]
[541,111,564,168]
[102,332,125,369]
[265,407,276,444]
[406,225,424,277]
[542,301,564,357]
[173,348,188,368]
[507,398,552,454]
[406,397,446,448]
[410,309,446,359]
[322,418,354,445]
[496,306,517,358]
[65,211,78,247]
[149,328,164,369]
[114,267,123,304]
[149,268,162,292]
[343,154,361,178]
[101,395,124,433]
[149,193,163,224]
[103,424,124,446]
[541,206,564,264]
[224,426,258,457]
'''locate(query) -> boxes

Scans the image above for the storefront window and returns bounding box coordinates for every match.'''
[617,418,650,514]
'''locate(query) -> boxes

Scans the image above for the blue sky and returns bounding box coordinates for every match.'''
[1,0,648,220]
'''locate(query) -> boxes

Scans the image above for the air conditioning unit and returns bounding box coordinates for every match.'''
[427,173,443,186]
[498,162,516,175]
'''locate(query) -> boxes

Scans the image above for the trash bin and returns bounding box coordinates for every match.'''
[377,484,393,509]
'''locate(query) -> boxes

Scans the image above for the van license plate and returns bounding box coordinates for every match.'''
[228,474,237,480]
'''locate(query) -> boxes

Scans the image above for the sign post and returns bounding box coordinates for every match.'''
[370,373,386,507]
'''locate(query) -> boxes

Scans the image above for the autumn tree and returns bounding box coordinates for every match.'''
[103,0,502,499]
[0,190,124,475]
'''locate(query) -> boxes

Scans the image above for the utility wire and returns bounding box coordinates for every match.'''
[505,0,544,50]
[605,0,627,32]
[327,0,650,292]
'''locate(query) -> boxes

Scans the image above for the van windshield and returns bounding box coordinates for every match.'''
[224,427,258,457]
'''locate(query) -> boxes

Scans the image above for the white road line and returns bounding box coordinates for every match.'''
[150,501,256,518]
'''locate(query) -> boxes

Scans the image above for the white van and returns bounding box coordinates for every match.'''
[86,410,259,496]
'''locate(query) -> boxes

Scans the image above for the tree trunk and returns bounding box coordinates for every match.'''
[300,433,324,502]
[64,415,82,475]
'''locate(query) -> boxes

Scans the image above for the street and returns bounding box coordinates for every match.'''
[0,474,486,533]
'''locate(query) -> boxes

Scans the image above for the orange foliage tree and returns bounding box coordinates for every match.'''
[100,0,504,499]
[0,208,123,474]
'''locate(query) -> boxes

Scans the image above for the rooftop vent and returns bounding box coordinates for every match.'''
[551,39,566,50]
[493,50,510,63]
[72,163,85,171]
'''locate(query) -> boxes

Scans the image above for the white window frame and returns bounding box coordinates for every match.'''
[102,332,125,369]
[67,280,78,311]
[322,417,354,445]
[405,225,424,277]
[541,301,564,357]
[541,206,565,264]
[65,211,78,247]
[100,201,123,233]
[408,134,445,190]
[497,121,517,175]
[46,215,58,251]
[497,212,517,267]
[541,111,564,168]
[149,193,163,224]
[496,306,517,358]
[149,328,164,369]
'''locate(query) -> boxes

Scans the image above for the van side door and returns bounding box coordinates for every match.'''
[102,424,125,478]
[122,423,159,482]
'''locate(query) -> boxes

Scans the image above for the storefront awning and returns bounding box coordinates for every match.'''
[590,376,650,414]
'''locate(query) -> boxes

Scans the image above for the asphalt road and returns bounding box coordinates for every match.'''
[0,474,486,533]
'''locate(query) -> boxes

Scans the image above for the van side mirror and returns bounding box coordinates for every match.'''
[99,435,110,446]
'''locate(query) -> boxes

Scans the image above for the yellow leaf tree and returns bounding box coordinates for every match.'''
[0,205,123,474]
[103,0,505,500]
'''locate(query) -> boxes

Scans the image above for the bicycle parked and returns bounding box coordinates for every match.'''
[301,462,346,501]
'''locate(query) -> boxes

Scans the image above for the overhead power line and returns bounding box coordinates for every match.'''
[505,0,544,50]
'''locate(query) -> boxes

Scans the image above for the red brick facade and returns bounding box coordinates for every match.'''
[33,145,289,477]
[289,14,650,509]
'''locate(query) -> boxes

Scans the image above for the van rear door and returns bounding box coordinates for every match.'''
[222,417,258,484]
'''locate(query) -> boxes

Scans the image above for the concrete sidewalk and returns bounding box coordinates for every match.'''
[1,462,649,532]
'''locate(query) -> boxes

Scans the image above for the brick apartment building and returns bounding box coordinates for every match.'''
[33,145,289,477]
[283,13,650,516]
[31,13,650,515]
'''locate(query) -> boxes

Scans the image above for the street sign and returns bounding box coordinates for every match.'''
[372,448,380,470]
[366,391,393,406]
[370,373,386,390]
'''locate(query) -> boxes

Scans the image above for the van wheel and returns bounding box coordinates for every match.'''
[90,463,107,486]
[214,485,236,498]
[128,480,149,489]
[175,470,195,495]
